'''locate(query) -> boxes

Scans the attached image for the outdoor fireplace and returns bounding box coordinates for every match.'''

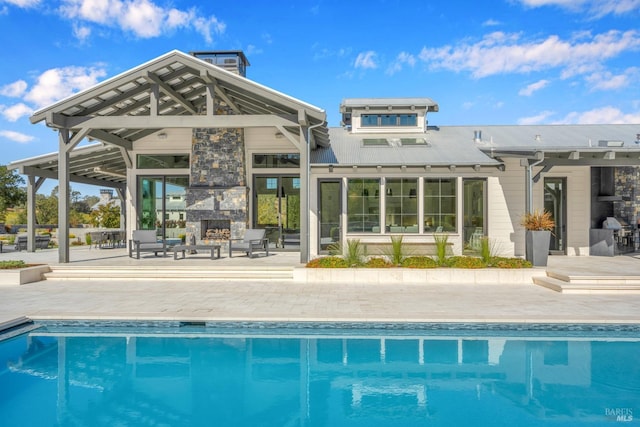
[201,219,231,241]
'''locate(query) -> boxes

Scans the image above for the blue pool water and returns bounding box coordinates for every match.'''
[1,321,639,426]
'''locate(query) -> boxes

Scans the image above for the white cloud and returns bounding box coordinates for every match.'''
[419,30,640,79]
[2,0,40,7]
[1,103,32,121]
[192,15,226,44]
[0,129,34,143]
[386,52,416,75]
[72,23,91,42]
[518,110,555,124]
[516,0,640,17]
[23,65,107,109]
[312,46,351,61]
[245,44,262,56]
[59,0,224,42]
[354,51,378,70]
[0,80,27,97]
[555,106,640,124]
[519,79,550,96]
[585,67,638,90]
[482,19,501,26]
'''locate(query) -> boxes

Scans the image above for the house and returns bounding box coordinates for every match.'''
[9,50,640,261]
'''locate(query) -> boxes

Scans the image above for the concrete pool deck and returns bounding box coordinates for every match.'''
[1,246,640,328]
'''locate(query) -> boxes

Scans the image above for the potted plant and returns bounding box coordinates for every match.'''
[521,209,555,266]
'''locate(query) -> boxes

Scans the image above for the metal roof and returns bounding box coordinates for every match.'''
[312,124,640,168]
[311,127,501,167]
[30,49,329,148]
[470,124,640,165]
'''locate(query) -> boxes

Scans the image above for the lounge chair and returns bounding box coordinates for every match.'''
[229,228,269,258]
[129,230,166,259]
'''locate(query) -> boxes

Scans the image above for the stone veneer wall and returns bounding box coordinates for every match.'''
[615,166,640,227]
[614,166,640,250]
[185,108,249,247]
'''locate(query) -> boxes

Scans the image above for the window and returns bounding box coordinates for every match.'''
[361,114,379,127]
[399,114,418,126]
[399,138,428,146]
[360,114,418,127]
[137,154,189,169]
[253,154,300,168]
[424,178,457,232]
[362,138,390,146]
[385,179,418,233]
[347,178,380,233]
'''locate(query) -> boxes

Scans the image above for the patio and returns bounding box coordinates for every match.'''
[1,245,640,330]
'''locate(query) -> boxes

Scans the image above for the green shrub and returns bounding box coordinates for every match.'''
[489,257,532,269]
[85,234,92,245]
[0,260,28,269]
[344,239,366,267]
[69,233,76,239]
[364,257,393,268]
[306,257,349,268]
[384,235,407,266]
[446,256,487,269]
[401,256,438,269]
[433,233,449,266]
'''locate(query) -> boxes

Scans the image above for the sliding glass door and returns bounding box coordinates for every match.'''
[138,175,188,240]
[253,175,300,246]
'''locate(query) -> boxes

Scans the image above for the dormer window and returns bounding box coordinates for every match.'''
[361,114,418,127]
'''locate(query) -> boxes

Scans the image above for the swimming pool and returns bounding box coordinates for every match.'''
[1,321,638,426]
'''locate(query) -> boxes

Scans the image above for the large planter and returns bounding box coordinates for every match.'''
[525,230,551,267]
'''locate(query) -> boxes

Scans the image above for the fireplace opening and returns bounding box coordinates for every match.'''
[201,219,231,240]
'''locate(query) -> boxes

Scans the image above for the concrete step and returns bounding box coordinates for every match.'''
[546,270,640,285]
[44,266,294,281]
[533,275,640,294]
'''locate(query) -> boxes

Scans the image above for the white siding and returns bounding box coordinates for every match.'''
[487,159,591,258]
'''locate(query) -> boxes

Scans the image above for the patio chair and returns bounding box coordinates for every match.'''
[14,235,27,251]
[129,230,166,259]
[229,228,269,258]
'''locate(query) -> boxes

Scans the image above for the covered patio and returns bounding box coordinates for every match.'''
[12,50,328,263]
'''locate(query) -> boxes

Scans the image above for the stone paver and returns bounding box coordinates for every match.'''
[1,246,640,326]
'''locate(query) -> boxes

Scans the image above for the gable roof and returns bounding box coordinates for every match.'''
[30,50,329,148]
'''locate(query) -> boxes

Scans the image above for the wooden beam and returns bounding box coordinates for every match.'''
[298,109,309,127]
[119,146,132,169]
[146,71,197,114]
[51,113,299,129]
[275,125,301,150]
[149,83,159,116]
[88,129,133,150]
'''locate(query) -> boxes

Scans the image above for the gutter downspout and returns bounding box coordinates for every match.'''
[523,152,545,214]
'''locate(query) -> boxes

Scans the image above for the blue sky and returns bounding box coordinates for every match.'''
[1,0,639,195]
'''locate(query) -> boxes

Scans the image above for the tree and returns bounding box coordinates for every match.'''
[36,193,58,225]
[89,202,120,228]
[0,165,26,221]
